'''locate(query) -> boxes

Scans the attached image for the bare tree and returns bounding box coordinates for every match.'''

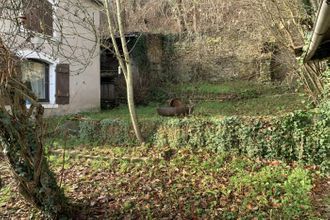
[0,38,70,218]
[256,0,326,103]
[103,0,144,143]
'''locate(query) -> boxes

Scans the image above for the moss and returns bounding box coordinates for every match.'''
[0,185,12,207]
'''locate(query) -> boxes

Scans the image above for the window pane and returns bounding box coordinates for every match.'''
[22,60,47,100]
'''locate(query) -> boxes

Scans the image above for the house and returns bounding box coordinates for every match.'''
[0,0,102,116]
[304,0,330,61]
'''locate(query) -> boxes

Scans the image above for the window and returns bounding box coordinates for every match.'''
[21,59,50,102]
[22,0,53,36]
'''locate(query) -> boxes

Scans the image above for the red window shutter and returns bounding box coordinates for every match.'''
[56,64,70,104]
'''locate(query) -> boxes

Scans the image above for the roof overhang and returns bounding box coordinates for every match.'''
[90,0,103,6]
[304,0,330,62]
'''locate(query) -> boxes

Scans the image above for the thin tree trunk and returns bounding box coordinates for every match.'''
[104,0,144,143]
[126,65,144,142]
[115,0,144,143]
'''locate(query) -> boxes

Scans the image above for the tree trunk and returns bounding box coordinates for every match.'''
[103,0,144,143]
[0,41,69,218]
[125,63,144,143]
[0,82,69,219]
[115,0,144,143]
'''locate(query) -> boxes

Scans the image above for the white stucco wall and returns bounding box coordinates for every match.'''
[0,0,101,116]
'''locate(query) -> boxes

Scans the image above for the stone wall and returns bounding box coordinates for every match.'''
[161,35,261,83]
[101,0,308,84]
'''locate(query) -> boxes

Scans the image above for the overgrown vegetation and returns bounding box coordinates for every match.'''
[49,109,329,172]
[1,0,329,218]
[0,145,325,219]
[40,73,329,218]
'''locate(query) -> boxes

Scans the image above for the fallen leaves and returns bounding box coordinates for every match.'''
[0,146,328,219]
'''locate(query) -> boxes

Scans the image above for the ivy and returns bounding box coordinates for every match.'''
[154,111,329,171]
[56,110,329,172]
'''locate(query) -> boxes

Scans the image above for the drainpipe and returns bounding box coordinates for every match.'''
[304,0,330,61]
[310,0,321,14]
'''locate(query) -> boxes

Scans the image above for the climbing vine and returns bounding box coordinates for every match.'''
[0,39,69,218]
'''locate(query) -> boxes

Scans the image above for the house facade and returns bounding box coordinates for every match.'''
[0,0,101,116]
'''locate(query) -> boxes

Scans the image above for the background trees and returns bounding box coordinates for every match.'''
[106,0,327,103]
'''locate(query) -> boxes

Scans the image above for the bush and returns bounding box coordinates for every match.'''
[154,111,329,170]
[79,119,100,143]
[100,119,139,146]
[54,110,329,170]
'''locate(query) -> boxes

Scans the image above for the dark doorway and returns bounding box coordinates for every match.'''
[100,47,118,109]
[100,34,140,109]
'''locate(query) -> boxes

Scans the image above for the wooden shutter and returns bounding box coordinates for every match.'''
[43,0,53,36]
[23,0,41,33]
[56,64,70,104]
[23,0,53,35]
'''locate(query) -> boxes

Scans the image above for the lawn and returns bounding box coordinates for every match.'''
[169,80,290,95]
[76,81,306,121]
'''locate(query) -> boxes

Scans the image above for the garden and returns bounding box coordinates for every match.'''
[1,0,330,219]
[1,80,329,219]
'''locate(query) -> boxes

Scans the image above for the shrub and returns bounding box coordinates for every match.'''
[155,111,329,170]
[79,119,99,143]
[228,165,313,219]
[54,110,329,170]
[100,119,134,145]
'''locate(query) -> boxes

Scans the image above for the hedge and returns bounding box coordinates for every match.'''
[154,111,329,169]
[52,110,329,170]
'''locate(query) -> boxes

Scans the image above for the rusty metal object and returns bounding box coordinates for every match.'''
[157,98,194,117]
[168,98,183,107]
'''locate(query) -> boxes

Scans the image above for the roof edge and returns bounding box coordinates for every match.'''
[90,0,103,7]
[304,0,330,62]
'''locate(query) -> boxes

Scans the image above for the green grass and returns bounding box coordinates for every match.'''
[196,93,306,116]
[78,94,305,121]
[45,81,306,132]
[169,80,292,96]
[73,81,305,121]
